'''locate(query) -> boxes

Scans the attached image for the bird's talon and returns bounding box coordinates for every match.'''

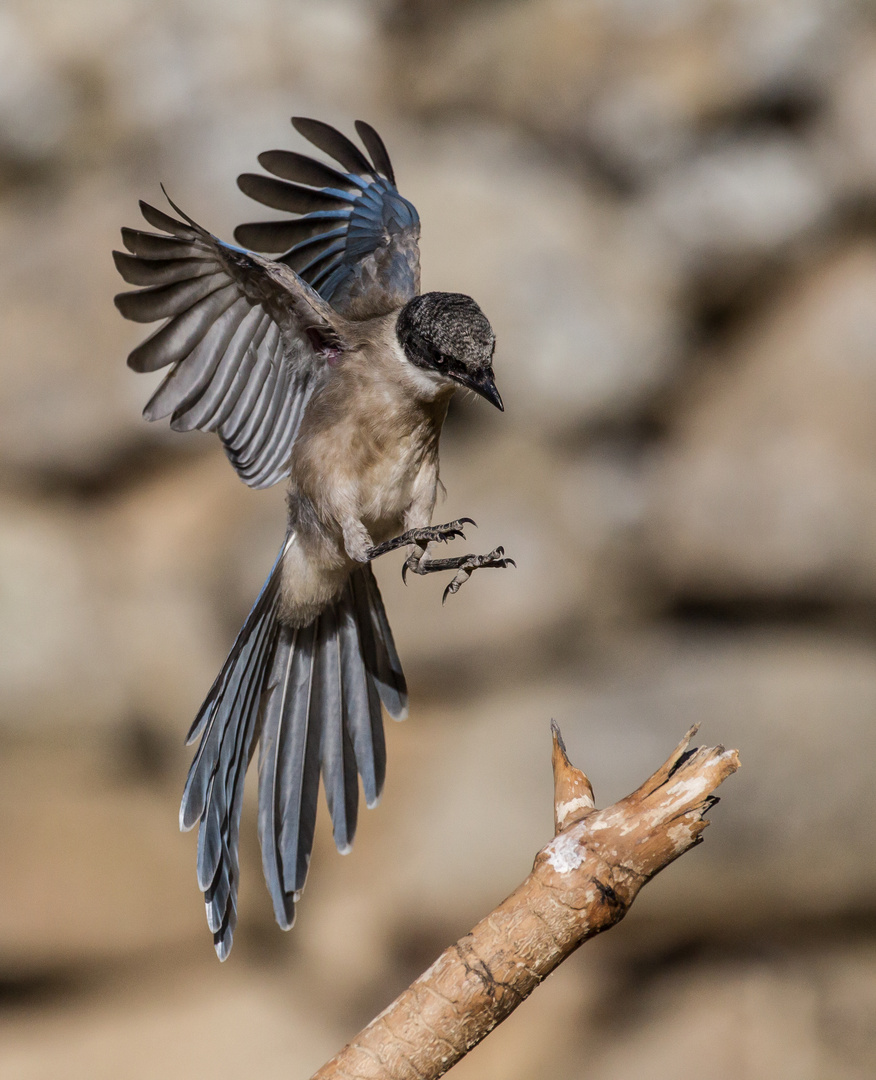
[441,578,463,604]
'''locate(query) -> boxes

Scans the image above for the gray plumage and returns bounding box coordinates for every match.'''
[113,118,502,959]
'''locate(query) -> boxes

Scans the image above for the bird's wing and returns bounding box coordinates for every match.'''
[234,118,421,320]
[114,196,346,490]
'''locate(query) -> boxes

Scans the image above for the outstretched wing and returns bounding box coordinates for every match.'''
[234,118,420,320]
[114,197,345,489]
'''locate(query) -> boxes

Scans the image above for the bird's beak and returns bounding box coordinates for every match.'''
[461,366,504,411]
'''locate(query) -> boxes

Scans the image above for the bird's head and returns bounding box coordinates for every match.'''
[396,292,503,411]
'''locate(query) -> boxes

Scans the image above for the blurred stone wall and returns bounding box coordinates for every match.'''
[2,1,876,1077]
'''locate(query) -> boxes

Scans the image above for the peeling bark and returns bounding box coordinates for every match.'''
[311,724,740,1080]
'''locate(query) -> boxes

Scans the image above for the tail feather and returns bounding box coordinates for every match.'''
[276,620,322,894]
[315,604,359,853]
[212,889,238,960]
[183,540,406,958]
[181,558,282,826]
[362,567,408,720]
[183,544,283,748]
[206,642,265,946]
[205,859,231,934]
[204,690,261,946]
[257,627,297,929]
[196,775,222,892]
[350,567,408,720]
[196,613,275,891]
[180,543,286,957]
[337,579,385,808]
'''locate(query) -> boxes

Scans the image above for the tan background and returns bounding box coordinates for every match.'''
[2,1,876,1077]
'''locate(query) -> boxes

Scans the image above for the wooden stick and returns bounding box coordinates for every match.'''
[311,724,740,1080]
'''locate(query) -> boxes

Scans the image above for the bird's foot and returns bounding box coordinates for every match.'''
[402,546,516,600]
[366,518,476,561]
[439,547,516,603]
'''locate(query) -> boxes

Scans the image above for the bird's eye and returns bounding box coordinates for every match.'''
[435,352,448,365]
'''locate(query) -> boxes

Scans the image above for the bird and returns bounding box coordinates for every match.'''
[113,117,513,959]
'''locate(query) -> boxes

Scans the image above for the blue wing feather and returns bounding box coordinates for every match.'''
[234,118,420,317]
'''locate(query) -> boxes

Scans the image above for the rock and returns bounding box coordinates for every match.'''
[637,133,832,290]
[588,943,876,1080]
[0,495,126,735]
[0,0,383,174]
[818,31,876,197]
[645,243,876,602]
[0,9,73,173]
[0,174,179,482]
[0,743,203,971]
[391,0,857,182]
[0,940,342,1078]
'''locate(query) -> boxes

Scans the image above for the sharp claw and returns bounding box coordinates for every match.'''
[401,562,409,585]
[505,558,517,568]
[442,571,468,603]
[458,517,477,528]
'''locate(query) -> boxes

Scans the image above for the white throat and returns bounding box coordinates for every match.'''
[390,334,454,401]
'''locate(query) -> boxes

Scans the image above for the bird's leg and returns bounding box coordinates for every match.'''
[365,518,476,560]
[365,519,515,603]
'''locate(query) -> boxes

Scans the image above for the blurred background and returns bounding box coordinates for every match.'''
[2,0,876,1077]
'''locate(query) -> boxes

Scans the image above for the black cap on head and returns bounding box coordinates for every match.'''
[397,292,503,410]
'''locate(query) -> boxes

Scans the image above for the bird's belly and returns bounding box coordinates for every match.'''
[358,450,420,544]
[279,445,423,626]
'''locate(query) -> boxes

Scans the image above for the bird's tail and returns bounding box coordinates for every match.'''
[179,538,407,959]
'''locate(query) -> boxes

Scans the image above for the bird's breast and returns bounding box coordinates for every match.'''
[289,386,439,545]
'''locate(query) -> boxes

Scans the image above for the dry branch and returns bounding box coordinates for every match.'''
[311,723,740,1080]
